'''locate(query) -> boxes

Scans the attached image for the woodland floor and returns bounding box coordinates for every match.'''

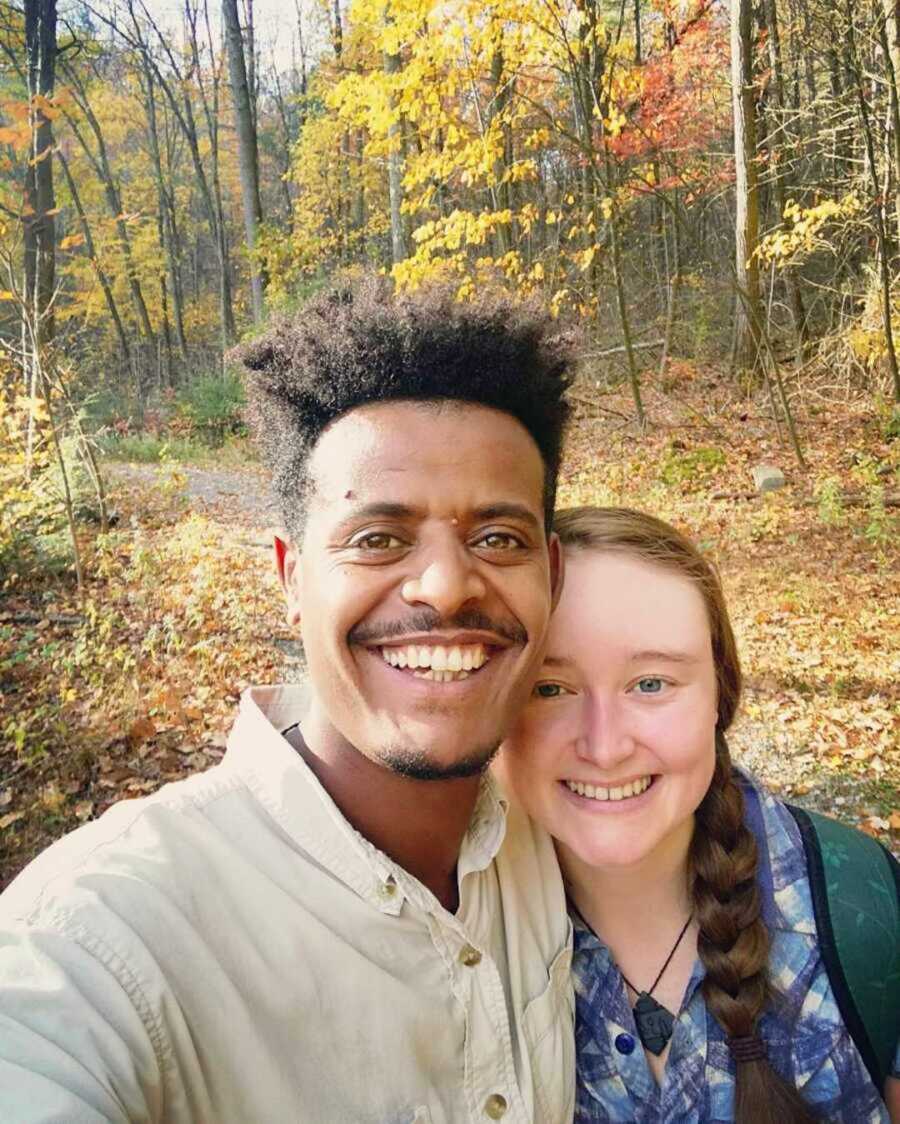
[2,364,899,886]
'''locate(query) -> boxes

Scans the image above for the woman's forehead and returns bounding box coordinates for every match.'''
[550,551,711,652]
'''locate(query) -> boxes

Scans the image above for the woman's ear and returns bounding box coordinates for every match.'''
[273,532,302,627]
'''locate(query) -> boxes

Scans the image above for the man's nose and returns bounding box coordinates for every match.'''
[574,698,636,769]
[401,545,487,617]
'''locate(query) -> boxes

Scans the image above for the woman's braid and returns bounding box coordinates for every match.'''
[689,737,817,1123]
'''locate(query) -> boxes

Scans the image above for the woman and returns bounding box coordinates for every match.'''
[496,506,899,1123]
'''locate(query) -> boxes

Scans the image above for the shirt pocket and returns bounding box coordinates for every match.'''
[522,940,575,1124]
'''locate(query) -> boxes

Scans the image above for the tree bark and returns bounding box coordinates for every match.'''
[223,0,267,321]
[731,0,763,372]
[489,32,513,256]
[23,0,56,348]
[384,16,407,265]
[762,0,807,350]
[847,1,900,400]
[56,149,132,368]
[879,0,900,248]
[138,60,189,363]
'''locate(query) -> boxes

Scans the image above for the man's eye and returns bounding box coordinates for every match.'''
[533,682,567,699]
[476,532,523,551]
[634,677,665,695]
[351,532,404,551]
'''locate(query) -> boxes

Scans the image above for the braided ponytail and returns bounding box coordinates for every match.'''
[553,508,820,1121]
[690,734,817,1123]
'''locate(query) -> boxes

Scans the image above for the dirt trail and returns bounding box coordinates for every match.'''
[109,462,281,530]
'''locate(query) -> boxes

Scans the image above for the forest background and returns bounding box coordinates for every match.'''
[1,0,898,885]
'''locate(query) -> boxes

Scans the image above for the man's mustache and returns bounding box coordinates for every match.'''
[348,609,527,646]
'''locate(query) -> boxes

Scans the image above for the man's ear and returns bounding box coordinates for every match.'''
[548,531,565,611]
[273,531,302,628]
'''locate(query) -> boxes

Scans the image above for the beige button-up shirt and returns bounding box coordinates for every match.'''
[0,687,574,1123]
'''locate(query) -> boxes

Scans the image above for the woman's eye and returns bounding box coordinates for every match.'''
[352,532,404,551]
[533,682,567,699]
[634,677,665,695]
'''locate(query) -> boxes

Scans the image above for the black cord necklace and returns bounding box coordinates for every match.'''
[573,902,694,1057]
[618,913,693,1056]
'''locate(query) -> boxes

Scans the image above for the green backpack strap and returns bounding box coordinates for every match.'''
[787,804,900,1092]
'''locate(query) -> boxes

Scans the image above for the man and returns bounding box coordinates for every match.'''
[0,278,575,1123]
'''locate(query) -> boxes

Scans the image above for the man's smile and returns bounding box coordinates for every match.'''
[379,641,491,680]
[360,632,516,687]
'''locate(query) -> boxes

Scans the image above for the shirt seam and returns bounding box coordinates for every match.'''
[23,907,171,1113]
[10,772,244,923]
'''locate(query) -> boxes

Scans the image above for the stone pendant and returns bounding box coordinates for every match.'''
[632,992,675,1056]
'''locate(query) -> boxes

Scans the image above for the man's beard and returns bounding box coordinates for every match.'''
[381,740,501,781]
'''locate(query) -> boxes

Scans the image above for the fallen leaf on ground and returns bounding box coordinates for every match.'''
[128,717,157,747]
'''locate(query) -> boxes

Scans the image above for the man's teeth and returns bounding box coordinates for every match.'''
[380,643,489,679]
[565,776,653,802]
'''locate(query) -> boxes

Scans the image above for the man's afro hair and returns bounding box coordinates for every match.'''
[232,273,575,535]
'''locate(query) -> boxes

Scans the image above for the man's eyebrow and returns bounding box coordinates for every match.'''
[542,655,575,669]
[472,503,542,531]
[335,501,542,530]
[338,502,421,523]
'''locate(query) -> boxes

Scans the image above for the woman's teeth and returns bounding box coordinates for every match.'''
[380,643,489,682]
[565,776,652,802]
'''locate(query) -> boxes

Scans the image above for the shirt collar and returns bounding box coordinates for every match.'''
[223,685,508,915]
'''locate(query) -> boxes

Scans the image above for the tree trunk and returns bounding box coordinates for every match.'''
[223,0,267,321]
[489,35,513,256]
[879,0,900,248]
[847,1,900,400]
[139,61,189,362]
[384,19,407,266]
[23,0,56,349]
[762,0,807,350]
[56,150,132,368]
[125,0,235,348]
[731,0,762,372]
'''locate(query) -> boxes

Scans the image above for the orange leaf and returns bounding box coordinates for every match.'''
[127,716,157,747]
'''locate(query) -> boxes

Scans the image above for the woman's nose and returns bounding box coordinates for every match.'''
[574,700,636,769]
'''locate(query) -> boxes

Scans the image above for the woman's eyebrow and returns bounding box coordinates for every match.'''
[628,649,699,664]
[542,655,575,668]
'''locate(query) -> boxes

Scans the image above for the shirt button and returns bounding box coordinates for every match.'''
[615,1032,636,1055]
[484,1093,507,1118]
[378,878,397,899]
[459,944,482,967]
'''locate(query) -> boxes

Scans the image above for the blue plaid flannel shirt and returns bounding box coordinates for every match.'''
[572,770,898,1122]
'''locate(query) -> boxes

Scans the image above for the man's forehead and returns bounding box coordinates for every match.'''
[305,400,545,503]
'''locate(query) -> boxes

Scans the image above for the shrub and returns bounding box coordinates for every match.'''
[0,393,95,583]
[176,372,246,444]
[659,444,726,488]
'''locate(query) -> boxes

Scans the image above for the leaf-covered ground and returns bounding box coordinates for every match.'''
[2,371,898,886]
